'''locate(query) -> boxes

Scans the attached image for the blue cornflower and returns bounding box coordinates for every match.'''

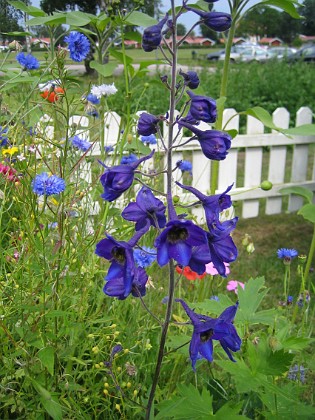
[140,134,157,145]
[16,52,40,70]
[210,296,219,301]
[0,126,8,147]
[287,295,293,305]
[69,135,91,152]
[134,247,157,268]
[32,173,65,196]
[120,154,138,165]
[64,31,90,62]
[277,248,298,264]
[176,299,241,370]
[86,106,99,118]
[122,186,166,231]
[176,160,192,175]
[86,93,100,105]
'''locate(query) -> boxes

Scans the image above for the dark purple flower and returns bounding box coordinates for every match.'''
[178,119,231,161]
[95,234,136,298]
[137,112,160,136]
[187,90,216,123]
[122,186,166,230]
[100,150,154,202]
[142,14,168,52]
[154,219,208,267]
[176,299,241,370]
[176,160,192,175]
[184,7,232,32]
[176,182,232,227]
[179,69,200,89]
[187,244,212,275]
[104,266,148,300]
[206,219,238,276]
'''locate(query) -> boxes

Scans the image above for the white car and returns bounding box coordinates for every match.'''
[0,45,9,52]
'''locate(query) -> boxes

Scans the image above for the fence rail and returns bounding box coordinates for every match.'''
[37,106,315,220]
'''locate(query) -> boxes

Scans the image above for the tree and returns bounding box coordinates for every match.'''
[0,0,28,43]
[236,6,282,38]
[299,0,315,35]
[177,23,186,36]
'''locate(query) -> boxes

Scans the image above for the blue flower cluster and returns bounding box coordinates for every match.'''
[0,126,8,147]
[69,135,91,152]
[16,53,40,71]
[32,173,66,196]
[64,31,90,62]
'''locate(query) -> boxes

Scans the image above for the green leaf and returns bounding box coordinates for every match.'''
[66,11,92,26]
[236,277,270,324]
[124,11,157,27]
[261,0,301,19]
[40,397,63,420]
[38,347,55,376]
[5,31,33,36]
[109,48,133,65]
[283,124,315,136]
[214,402,249,419]
[156,383,213,419]
[89,61,118,77]
[125,139,151,154]
[259,348,295,376]
[8,1,46,17]
[95,14,111,31]
[280,186,313,204]
[27,13,67,27]
[125,31,142,42]
[281,336,315,351]
[298,203,315,223]
[241,107,280,131]
[227,129,238,139]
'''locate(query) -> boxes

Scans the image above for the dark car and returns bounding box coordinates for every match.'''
[287,45,315,62]
[206,49,225,61]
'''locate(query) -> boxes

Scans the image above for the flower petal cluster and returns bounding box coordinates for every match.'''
[0,126,8,147]
[185,7,232,32]
[137,112,160,136]
[179,69,200,89]
[176,160,192,175]
[0,163,19,182]
[176,299,241,370]
[40,87,65,103]
[120,154,138,165]
[64,31,90,62]
[176,265,206,280]
[187,91,217,123]
[122,186,166,230]
[277,248,298,263]
[91,83,118,99]
[142,14,168,52]
[140,134,157,145]
[176,181,233,226]
[178,119,231,161]
[85,93,100,105]
[134,246,157,268]
[32,173,65,196]
[69,135,91,152]
[104,266,149,300]
[16,53,39,70]
[206,262,230,276]
[227,280,245,293]
[154,219,207,267]
[100,151,154,202]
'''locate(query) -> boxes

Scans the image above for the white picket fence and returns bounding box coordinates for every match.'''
[37,106,315,219]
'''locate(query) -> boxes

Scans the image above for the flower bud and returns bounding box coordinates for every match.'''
[142,14,168,52]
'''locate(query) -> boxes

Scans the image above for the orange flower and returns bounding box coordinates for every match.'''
[176,265,206,281]
[41,87,65,103]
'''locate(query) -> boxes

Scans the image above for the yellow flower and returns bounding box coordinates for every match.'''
[2,147,19,156]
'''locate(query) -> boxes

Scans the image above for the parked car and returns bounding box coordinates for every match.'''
[217,44,270,63]
[207,45,246,62]
[286,45,315,62]
[267,46,297,59]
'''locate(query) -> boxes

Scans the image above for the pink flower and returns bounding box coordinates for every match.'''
[227,280,245,294]
[205,262,230,276]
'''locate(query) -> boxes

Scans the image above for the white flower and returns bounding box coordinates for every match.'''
[17,154,26,161]
[90,83,117,99]
[38,79,61,92]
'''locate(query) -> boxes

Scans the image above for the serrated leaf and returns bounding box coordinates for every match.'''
[236,277,269,324]
[156,383,213,419]
[8,1,46,17]
[280,186,313,204]
[214,401,248,419]
[124,11,157,27]
[38,347,55,376]
[281,336,314,351]
[89,61,118,77]
[260,349,295,376]
[297,203,315,223]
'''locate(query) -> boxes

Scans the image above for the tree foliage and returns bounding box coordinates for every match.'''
[0,0,28,42]
[299,0,315,35]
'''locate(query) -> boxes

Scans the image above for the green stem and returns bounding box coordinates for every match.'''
[304,224,315,290]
